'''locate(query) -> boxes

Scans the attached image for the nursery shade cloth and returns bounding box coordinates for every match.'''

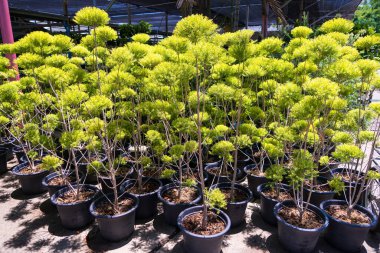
[7,0,361,33]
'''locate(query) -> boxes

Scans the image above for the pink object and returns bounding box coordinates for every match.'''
[0,0,19,80]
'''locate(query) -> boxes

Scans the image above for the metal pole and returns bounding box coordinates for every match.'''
[165,12,168,36]
[0,0,19,80]
[128,4,132,24]
[246,4,250,29]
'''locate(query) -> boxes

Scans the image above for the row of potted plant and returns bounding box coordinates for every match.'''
[0,6,380,253]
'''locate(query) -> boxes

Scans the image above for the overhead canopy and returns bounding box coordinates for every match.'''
[7,0,361,38]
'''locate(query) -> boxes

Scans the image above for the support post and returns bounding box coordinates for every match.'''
[165,12,168,36]
[246,4,250,29]
[261,0,268,38]
[0,0,19,79]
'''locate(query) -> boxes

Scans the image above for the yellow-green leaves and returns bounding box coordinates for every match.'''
[73,7,110,27]
[354,35,380,51]
[291,26,313,38]
[173,14,218,43]
[319,18,354,34]
[333,144,364,162]
[84,95,113,115]
[132,33,150,44]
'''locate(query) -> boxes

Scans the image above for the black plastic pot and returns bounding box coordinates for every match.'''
[210,183,253,227]
[51,184,99,229]
[0,137,16,161]
[158,183,202,226]
[303,177,336,206]
[257,183,290,225]
[42,171,85,197]
[274,200,329,253]
[320,199,377,253]
[120,177,162,219]
[12,161,49,194]
[318,161,339,179]
[331,168,368,205]
[99,167,134,194]
[13,145,27,164]
[204,162,246,186]
[177,206,231,253]
[90,193,139,241]
[244,164,268,198]
[0,148,7,174]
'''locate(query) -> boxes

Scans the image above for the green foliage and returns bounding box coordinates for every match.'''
[291,26,313,38]
[173,14,218,43]
[211,141,235,162]
[265,164,286,183]
[41,155,63,171]
[205,188,227,210]
[161,168,176,179]
[333,144,364,163]
[320,18,354,34]
[328,176,345,193]
[73,7,110,27]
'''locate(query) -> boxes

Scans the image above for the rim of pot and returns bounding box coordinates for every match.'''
[0,147,8,154]
[158,183,202,206]
[243,164,266,177]
[210,182,253,204]
[274,200,329,232]
[331,168,366,183]
[177,205,231,238]
[11,161,45,176]
[320,199,377,228]
[89,192,139,219]
[120,177,162,197]
[257,183,290,201]
[50,184,99,206]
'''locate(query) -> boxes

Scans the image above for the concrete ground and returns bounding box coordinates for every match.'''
[0,158,379,253]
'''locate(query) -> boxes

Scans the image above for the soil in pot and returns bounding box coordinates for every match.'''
[326,205,371,225]
[246,167,265,177]
[163,187,198,204]
[278,206,324,229]
[207,167,234,177]
[57,188,97,204]
[18,163,45,174]
[127,181,160,194]
[262,188,292,202]
[220,188,248,202]
[94,198,135,216]
[48,175,71,186]
[182,211,226,235]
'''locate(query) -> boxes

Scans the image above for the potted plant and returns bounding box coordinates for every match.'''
[274,149,329,253]
[158,143,202,226]
[173,14,232,253]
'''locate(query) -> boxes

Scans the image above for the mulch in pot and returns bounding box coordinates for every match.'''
[48,176,71,186]
[94,198,135,216]
[305,179,332,192]
[19,164,44,174]
[220,188,248,202]
[278,206,324,229]
[57,188,96,204]
[262,188,292,202]
[127,181,159,194]
[182,211,226,235]
[163,187,198,204]
[326,205,371,225]
[246,167,265,177]
[207,167,234,177]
